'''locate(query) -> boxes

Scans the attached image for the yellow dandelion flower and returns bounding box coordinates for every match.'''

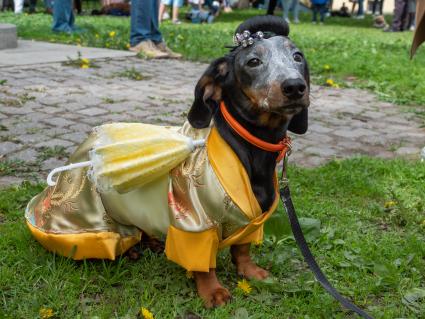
[384,201,397,208]
[95,34,100,38]
[186,271,193,279]
[326,79,335,87]
[81,64,89,69]
[39,308,54,319]
[139,307,154,319]
[126,43,131,49]
[81,58,90,64]
[323,64,331,71]
[109,31,116,38]
[237,279,252,295]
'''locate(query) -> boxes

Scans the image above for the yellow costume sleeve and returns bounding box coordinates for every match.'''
[165,226,219,272]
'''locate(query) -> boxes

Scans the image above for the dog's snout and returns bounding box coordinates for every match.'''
[281,79,306,100]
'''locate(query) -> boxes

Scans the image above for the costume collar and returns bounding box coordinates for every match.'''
[219,101,292,162]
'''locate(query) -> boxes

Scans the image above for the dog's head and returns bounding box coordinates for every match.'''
[188,16,310,134]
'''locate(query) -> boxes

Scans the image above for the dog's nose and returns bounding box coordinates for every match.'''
[281,79,306,100]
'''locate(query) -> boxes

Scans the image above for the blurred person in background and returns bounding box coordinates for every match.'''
[354,0,365,19]
[384,0,409,32]
[311,0,328,24]
[52,0,77,32]
[159,0,184,24]
[407,0,416,31]
[130,0,182,58]
[372,0,384,15]
[283,0,300,23]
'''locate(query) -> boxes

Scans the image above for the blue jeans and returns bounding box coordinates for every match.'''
[357,0,364,16]
[52,0,75,32]
[130,0,163,47]
[312,4,326,22]
[283,0,299,21]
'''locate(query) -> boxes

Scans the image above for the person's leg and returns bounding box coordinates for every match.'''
[150,0,163,43]
[320,4,326,22]
[372,0,378,14]
[75,0,82,14]
[357,0,364,16]
[52,0,75,32]
[293,0,299,22]
[14,0,24,13]
[267,0,277,15]
[312,4,318,22]
[29,0,37,13]
[131,0,162,46]
[171,0,180,23]
[282,0,289,21]
[158,2,166,22]
[391,0,408,31]
[379,0,384,15]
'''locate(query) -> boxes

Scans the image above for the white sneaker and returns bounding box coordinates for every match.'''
[163,12,170,20]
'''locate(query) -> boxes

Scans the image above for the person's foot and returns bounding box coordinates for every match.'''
[163,12,170,20]
[129,40,169,59]
[172,19,182,25]
[155,42,182,59]
[312,21,317,24]
[223,6,232,13]
[355,15,365,19]
[294,18,300,24]
[383,27,400,32]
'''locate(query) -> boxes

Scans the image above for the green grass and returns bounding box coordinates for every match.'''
[0,9,425,107]
[1,157,424,318]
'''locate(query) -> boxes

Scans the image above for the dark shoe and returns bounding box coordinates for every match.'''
[383,27,400,32]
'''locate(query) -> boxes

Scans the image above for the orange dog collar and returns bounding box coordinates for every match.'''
[219,101,291,162]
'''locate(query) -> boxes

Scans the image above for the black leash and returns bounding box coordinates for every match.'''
[279,160,374,319]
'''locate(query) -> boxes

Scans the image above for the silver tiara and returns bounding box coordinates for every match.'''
[233,30,264,47]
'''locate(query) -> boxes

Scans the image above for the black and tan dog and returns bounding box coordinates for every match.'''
[188,16,309,306]
[25,16,310,308]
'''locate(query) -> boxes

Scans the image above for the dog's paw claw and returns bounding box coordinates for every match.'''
[212,287,232,307]
[204,287,232,308]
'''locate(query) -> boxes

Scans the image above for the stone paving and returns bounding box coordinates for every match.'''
[0,56,424,187]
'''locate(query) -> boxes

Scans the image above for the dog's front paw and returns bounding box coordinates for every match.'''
[237,262,269,280]
[202,287,232,308]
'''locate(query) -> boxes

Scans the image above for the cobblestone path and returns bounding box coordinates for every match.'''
[1,57,424,187]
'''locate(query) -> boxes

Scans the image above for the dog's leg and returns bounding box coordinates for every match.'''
[230,243,269,280]
[193,269,231,308]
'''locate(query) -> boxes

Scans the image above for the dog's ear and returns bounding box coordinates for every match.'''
[188,57,229,128]
[288,61,309,134]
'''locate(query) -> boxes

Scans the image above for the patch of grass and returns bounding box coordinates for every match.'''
[113,67,148,81]
[0,10,424,106]
[62,51,100,69]
[0,159,37,176]
[0,79,7,85]
[1,157,424,318]
[37,146,69,161]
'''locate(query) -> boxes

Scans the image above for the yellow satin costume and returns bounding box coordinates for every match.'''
[25,122,279,272]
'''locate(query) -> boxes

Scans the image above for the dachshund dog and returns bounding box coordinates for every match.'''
[187,15,310,306]
[25,16,310,309]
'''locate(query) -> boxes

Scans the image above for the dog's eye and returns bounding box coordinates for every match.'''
[247,58,262,67]
[293,53,303,63]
